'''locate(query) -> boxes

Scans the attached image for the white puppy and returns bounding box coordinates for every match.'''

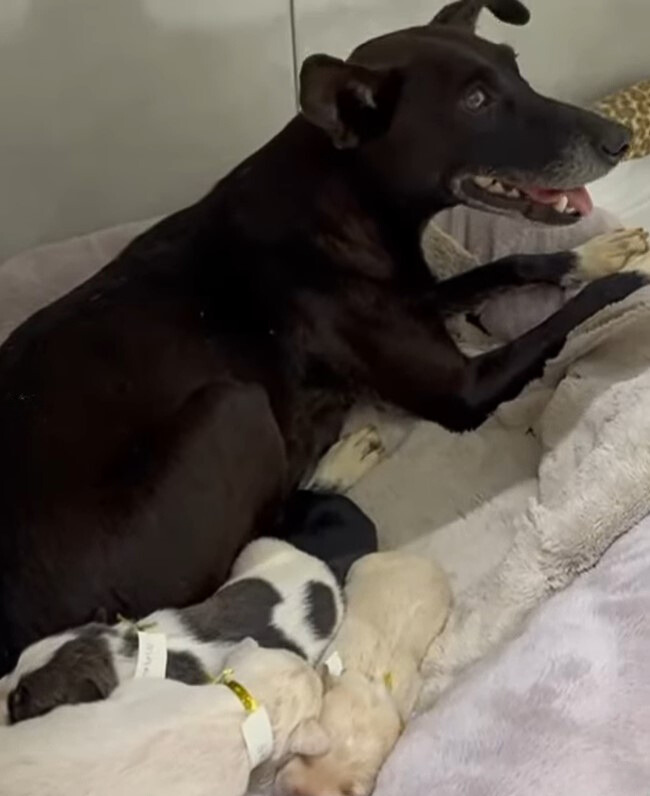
[275,552,451,796]
[0,641,329,796]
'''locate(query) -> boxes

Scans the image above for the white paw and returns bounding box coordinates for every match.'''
[308,425,385,493]
[622,250,650,276]
[573,227,650,281]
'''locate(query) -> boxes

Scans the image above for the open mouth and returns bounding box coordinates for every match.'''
[459,175,594,226]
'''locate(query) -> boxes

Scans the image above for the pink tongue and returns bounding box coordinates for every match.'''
[521,186,594,216]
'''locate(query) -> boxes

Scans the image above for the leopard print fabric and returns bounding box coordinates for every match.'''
[595,79,650,160]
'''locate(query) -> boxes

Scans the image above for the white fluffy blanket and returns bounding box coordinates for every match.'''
[374,513,650,795]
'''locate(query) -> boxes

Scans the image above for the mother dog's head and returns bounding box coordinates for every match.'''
[299,0,630,225]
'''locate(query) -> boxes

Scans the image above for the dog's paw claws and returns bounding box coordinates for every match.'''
[574,228,650,281]
[307,425,385,493]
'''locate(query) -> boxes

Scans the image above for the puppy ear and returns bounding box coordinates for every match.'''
[237,637,259,654]
[299,54,401,149]
[229,637,259,661]
[288,718,331,757]
[430,0,530,30]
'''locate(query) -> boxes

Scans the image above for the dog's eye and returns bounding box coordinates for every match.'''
[464,87,489,112]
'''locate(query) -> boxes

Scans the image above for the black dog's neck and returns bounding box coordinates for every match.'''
[214,117,453,281]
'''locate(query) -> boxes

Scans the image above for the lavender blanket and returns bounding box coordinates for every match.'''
[375,515,650,795]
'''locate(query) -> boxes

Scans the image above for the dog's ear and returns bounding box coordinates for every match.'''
[299,54,401,149]
[288,717,331,757]
[431,0,530,30]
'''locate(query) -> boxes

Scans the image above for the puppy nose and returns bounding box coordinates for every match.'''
[599,123,631,164]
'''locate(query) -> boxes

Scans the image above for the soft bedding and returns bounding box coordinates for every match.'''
[3,158,650,791]
[591,156,650,229]
[374,514,650,796]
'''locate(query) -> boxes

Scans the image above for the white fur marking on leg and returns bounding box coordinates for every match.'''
[308,425,385,493]
[572,228,650,282]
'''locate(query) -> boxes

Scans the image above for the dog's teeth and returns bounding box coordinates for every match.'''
[474,176,493,189]
[554,195,569,213]
[507,188,521,198]
[473,176,510,196]
[488,181,506,195]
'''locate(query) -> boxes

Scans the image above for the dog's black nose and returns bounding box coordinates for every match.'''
[600,124,632,164]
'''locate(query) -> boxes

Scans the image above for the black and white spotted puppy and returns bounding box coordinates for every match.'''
[3,538,344,724]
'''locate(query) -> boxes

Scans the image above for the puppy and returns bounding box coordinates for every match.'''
[275,552,451,796]
[278,491,378,585]
[4,538,343,724]
[0,641,330,796]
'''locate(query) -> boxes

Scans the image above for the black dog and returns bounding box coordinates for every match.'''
[0,0,642,674]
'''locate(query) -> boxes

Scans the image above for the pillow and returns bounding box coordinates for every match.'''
[595,79,650,160]
[590,156,650,229]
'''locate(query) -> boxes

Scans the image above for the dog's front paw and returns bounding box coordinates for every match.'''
[307,425,385,493]
[572,228,650,282]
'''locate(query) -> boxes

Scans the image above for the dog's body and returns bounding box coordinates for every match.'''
[274,552,451,796]
[0,0,647,673]
[3,538,343,724]
[0,642,330,796]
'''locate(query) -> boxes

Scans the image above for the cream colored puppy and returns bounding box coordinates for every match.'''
[275,552,451,796]
[0,641,329,796]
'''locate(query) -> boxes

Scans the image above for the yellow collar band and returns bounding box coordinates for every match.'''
[210,668,274,768]
[212,668,260,713]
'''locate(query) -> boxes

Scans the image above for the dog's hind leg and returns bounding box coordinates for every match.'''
[108,381,288,611]
[305,425,386,494]
[0,380,287,668]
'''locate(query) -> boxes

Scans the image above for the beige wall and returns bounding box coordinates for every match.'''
[295,0,649,103]
[0,0,295,260]
[1,0,649,261]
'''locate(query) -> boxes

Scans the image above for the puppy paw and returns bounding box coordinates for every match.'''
[307,425,385,493]
[572,228,650,281]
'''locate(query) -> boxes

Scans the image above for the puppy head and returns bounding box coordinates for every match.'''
[5,625,118,724]
[274,671,401,796]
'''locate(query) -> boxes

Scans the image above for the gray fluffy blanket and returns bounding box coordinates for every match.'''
[375,513,650,795]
